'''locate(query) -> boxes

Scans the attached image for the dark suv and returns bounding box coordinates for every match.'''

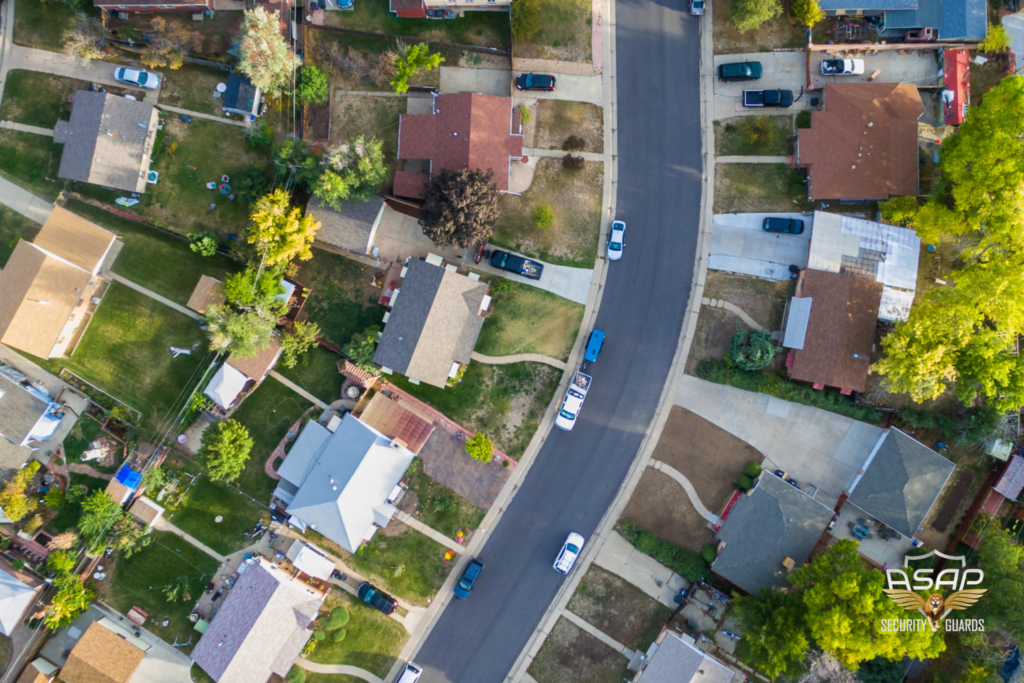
[452,559,485,599]
[516,73,556,91]
[762,217,805,234]
[358,582,397,615]
[717,61,762,82]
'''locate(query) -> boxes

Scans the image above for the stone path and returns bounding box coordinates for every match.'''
[649,459,721,525]
[716,155,790,163]
[157,104,247,127]
[67,463,113,481]
[297,659,384,683]
[264,414,305,481]
[470,351,568,371]
[0,121,52,136]
[701,297,766,332]
[110,274,199,320]
[522,147,603,162]
[394,511,464,554]
[269,371,328,409]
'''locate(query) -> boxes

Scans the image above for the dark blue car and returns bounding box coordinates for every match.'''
[452,559,485,599]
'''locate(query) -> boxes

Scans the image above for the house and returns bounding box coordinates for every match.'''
[204,337,283,410]
[962,454,1023,549]
[373,258,489,388]
[0,562,43,636]
[819,0,986,41]
[0,207,117,359]
[712,472,834,593]
[191,559,324,683]
[943,48,970,125]
[395,93,523,199]
[306,196,385,256]
[0,364,63,452]
[635,630,735,683]
[128,496,165,529]
[389,0,508,19]
[795,84,924,201]
[272,414,415,553]
[806,211,920,321]
[186,276,227,315]
[357,392,435,454]
[60,620,148,683]
[94,0,213,13]
[780,270,883,393]
[222,75,262,119]
[54,92,160,194]
[15,659,58,683]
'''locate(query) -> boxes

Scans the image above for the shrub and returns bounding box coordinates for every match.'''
[729,328,779,371]
[330,628,347,642]
[791,0,823,27]
[562,135,585,152]
[532,205,555,230]
[312,629,326,642]
[11,559,24,570]
[562,154,585,171]
[743,116,779,151]
[738,474,754,490]
[617,520,709,582]
[433,491,458,514]
[490,278,514,296]
[465,433,494,463]
[796,110,812,129]
[743,462,762,478]
[324,606,350,630]
[247,120,274,147]
[879,196,919,226]
[286,666,306,683]
[188,232,218,257]
[701,543,718,562]
[511,0,542,41]
[44,488,65,509]
[519,104,532,124]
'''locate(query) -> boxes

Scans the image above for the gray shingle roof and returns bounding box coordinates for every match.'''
[0,372,51,447]
[713,474,834,594]
[846,428,954,537]
[372,259,488,387]
[307,195,382,254]
[56,91,158,193]
[820,0,916,10]
[640,633,734,683]
[942,0,987,40]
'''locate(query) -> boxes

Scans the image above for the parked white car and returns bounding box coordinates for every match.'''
[554,371,592,431]
[554,533,585,574]
[113,67,161,90]
[607,220,626,261]
[820,59,865,76]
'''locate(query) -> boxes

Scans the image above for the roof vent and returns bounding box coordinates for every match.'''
[867,122,874,127]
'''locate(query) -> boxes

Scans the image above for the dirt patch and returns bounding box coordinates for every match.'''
[930,471,975,533]
[715,163,811,213]
[533,101,603,154]
[686,308,739,375]
[567,566,672,650]
[712,0,809,54]
[380,518,409,537]
[458,53,512,69]
[622,468,715,552]
[528,617,629,683]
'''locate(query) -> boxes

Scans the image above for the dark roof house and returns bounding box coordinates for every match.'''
[637,631,734,683]
[373,259,488,388]
[713,473,834,593]
[54,91,159,193]
[396,93,523,198]
[94,0,213,12]
[222,75,262,118]
[845,428,955,537]
[883,0,987,40]
[795,84,923,201]
[191,559,324,683]
[306,195,384,255]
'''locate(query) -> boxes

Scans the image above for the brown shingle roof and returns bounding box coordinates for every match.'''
[789,270,883,392]
[32,207,115,274]
[128,496,164,526]
[61,622,145,683]
[187,276,226,314]
[796,83,923,200]
[227,337,282,381]
[359,392,435,453]
[338,360,378,389]
[393,171,429,200]
[398,93,523,193]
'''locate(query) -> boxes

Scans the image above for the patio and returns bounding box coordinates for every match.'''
[828,504,916,568]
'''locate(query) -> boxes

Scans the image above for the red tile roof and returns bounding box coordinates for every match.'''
[390,0,425,15]
[398,93,523,193]
[943,49,970,126]
[393,171,429,199]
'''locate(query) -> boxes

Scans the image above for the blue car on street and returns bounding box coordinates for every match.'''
[453,559,485,599]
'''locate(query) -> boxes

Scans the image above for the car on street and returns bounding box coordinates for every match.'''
[554,532,585,574]
[113,67,160,90]
[762,217,805,234]
[453,558,485,599]
[607,220,626,260]
[554,371,592,431]
[516,73,556,91]
[397,663,424,683]
[717,61,762,82]
[690,0,705,14]
[742,89,793,108]
[357,582,397,615]
[820,59,866,76]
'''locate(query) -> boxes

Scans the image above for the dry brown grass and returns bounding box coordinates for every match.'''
[567,566,672,651]
[528,617,629,683]
[514,0,592,62]
[328,94,406,170]
[712,0,808,54]
[533,101,603,154]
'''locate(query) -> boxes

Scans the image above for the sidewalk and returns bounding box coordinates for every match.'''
[522,147,603,162]
[0,121,52,136]
[470,351,567,371]
[0,176,53,223]
[297,660,384,683]
[268,370,328,409]
[395,511,464,554]
[110,274,199,319]
[158,104,247,127]
[716,155,789,163]
[153,517,229,564]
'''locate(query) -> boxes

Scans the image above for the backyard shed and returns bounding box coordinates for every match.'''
[222,75,262,118]
[187,276,226,314]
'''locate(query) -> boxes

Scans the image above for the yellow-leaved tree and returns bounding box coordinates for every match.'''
[248,189,320,266]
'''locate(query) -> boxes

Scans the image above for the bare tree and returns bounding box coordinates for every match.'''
[62,15,109,61]
[799,651,858,683]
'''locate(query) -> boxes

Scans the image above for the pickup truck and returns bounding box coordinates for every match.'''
[490,250,543,280]
[555,371,592,431]
[742,89,794,108]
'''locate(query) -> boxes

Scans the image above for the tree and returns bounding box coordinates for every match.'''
[791,0,823,26]
[198,419,254,483]
[141,17,201,70]
[420,169,500,248]
[511,0,542,41]
[142,466,167,493]
[281,321,321,369]
[79,492,124,546]
[298,65,330,105]
[249,189,320,265]
[111,517,152,558]
[0,462,40,522]
[47,532,78,552]
[44,488,65,509]
[391,43,444,94]
[62,15,108,61]
[878,196,919,226]
[189,231,218,257]
[729,0,783,33]
[729,328,779,371]
[974,526,1024,641]
[248,120,275,147]
[46,576,96,630]
[163,576,191,602]
[222,264,287,308]
[313,135,389,209]
[980,24,1011,53]
[236,168,273,203]
[465,433,493,463]
[205,304,279,358]
[532,205,554,230]
[23,514,43,535]
[342,326,381,374]
[274,141,321,192]
[791,540,946,668]
[238,7,302,100]
[47,550,75,576]
[734,589,810,678]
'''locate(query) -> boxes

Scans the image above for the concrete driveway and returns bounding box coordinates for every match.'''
[709,212,811,280]
[512,71,605,105]
[808,49,941,90]
[470,246,593,304]
[713,52,810,118]
[674,375,884,503]
[439,67,512,96]
[7,46,161,104]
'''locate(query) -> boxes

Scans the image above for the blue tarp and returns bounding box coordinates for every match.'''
[115,464,142,490]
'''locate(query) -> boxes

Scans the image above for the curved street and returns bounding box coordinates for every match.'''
[413,0,704,679]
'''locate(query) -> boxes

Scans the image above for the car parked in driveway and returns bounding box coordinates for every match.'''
[453,558,484,599]
[554,532,585,574]
[357,582,397,615]
[607,220,625,260]
[516,73,556,91]
[743,89,793,108]
[113,67,160,90]
[762,217,805,234]
[820,59,866,76]
[717,61,762,82]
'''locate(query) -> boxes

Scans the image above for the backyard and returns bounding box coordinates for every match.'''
[492,159,602,268]
[309,30,457,92]
[715,116,794,157]
[47,471,110,535]
[567,566,672,651]
[329,95,405,175]
[167,466,272,556]
[528,617,629,683]
[159,64,234,117]
[0,129,63,200]
[0,71,90,128]
[531,101,603,154]
[276,345,346,407]
[714,163,812,213]
[514,0,592,63]
[61,414,123,475]
[323,0,510,47]
[403,457,486,537]
[474,280,583,361]
[304,590,408,678]
[0,204,40,267]
[348,526,452,605]
[13,0,98,52]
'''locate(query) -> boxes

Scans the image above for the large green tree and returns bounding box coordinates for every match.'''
[198,420,254,483]
[734,588,810,678]
[729,0,783,33]
[973,526,1024,641]
[0,462,40,522]
[313,135,389,209]
[205,303,280,359]
[237,7,302,100]
[390,43,444,94]
[45,576,96,630]
[78,492,124,546]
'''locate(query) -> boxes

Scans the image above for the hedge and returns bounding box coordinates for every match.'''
[617,520,709,581]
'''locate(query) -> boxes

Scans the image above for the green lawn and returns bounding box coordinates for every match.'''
[305,590,408,678]
[514,0,591,62]
[295,248,387,349]
[404,457,485,536]
[304,674,365,683]
[168,473,271,556]
[159,64,232,117]
[13,1,98,52]
[276,345,345,406]
[97,530,221,652]
[65,201,241,306]
[0,70,90,128]
[61,414,122,474]
[714,163,813,213]
[47,471,110,534]
[230,377,314,502]
[323,0,510,49]
[0,204,41,268]
[715,116,794,157]
[347,527,452,605]
[475,280,583,361]
[0,129,63,200]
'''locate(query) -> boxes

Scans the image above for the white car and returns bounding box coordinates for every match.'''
[607,220,625,261]
[554,532,585,574]
[554,371,591,431]
[820,59,865,76]
[113,67,161,90]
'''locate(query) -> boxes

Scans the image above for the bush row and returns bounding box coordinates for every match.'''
[617,520,709,582]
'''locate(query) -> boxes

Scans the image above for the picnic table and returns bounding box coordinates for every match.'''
[851,524,870,540]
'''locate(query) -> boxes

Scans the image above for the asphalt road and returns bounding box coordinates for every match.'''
[413,1,703,680]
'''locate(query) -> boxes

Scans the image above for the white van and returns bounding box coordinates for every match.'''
[398,662,424,683]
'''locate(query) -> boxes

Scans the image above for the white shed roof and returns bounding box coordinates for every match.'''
[204,363,249,409]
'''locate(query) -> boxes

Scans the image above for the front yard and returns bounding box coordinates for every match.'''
[715,116,793,157]
[475,279,583,361]
[0,129,63,200]
[323,0,511,49]
[0,204,40,267]
[711,0,808,54]
[0,71,90,128]
[530,101,603,154]
[714,163,812,213]
[567,566,672,651]
[528,617,629,683]
[304,590,408,678]
[403,457,486,537]
[309,30,457,92]
[347,526,452,605]
[514,0,592,63]
[492,158,603,268]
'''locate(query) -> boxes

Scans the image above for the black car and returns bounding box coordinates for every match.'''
[762,217,805,234]
[742,89,794,108]
[717,61,762,82]
[357,582,397,615]
[516,73,556,91]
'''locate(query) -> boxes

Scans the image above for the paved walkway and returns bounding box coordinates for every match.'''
[297,659,384,683]
[649,459,721,525]
[395,511,464,554]
[0,176,53,223]
[157,104,247,127]
[6,46,161,104]
[268,371,329,409]
[522,147,603,162]
[716,155,789,163]
[470,351,567,371]
[702,297,765,332]
[110,274,199,319]
[153,517,229,564]
[561,610,631,656]
[0,120,52,136]
[468,247,592,305]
